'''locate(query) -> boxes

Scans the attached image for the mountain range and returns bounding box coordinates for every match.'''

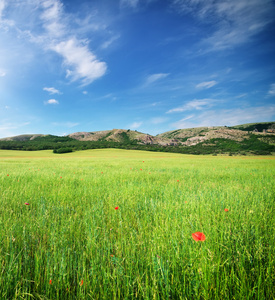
[1,122,274,155]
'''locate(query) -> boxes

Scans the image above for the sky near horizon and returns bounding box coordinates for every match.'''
[0,0,275,138]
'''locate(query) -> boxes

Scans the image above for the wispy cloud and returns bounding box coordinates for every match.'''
[40,0,65,38]
[145,73,170,86]
[172,105,275,129]
[0,121,31,138]
[268,83,275,96]
[52,38,107,86]
[196,80,217,89]
[101,34,120,49]
[0,0,5,18]
[150,117,169,124]
[0,69,5,77]
[45,99,59,105]
[129,121,142,129]
[52,121,79,128]
[172,0,275,51]
[236,93,248,99]
[120,0,139,9]
[167,98,216,113]
[43,87,61,94]
[1,0,107,86]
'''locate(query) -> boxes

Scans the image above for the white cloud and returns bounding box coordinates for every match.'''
[150,117,168,124]
[0,0,5,18]
[172,0,275,51]
[196,80,217,89]
[45,99,59,105]
[52,121,79,128]
[40,0,65,38]
[129,121,143,129]
[145,73,170,86]
[236,93,247,99]
[43,87,61,94]
[101,34,120,49]
[167,99,216,113]
[52,38,107,86]
[268,83,275,96]
[0,121,31,138]
[0,70,5,77]
[82,91,88,95]
[120,0,139,8]
[172,106,275,129]
[0,0,107,86]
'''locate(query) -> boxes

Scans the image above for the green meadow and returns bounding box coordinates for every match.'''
[0,149,274,299]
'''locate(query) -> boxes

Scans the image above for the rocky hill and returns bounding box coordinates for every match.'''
[0,134,47,141]
[66,123,275,147]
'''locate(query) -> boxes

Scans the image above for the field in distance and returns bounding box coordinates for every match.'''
[0,149,274,299]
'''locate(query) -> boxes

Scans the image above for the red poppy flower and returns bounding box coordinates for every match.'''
[115,206,119,210]
[80,280,83,286]
[7,174,9,176]
[49,279,52,285]
[60,177,62,178]
[224,208,229,212]
[110,254,114,257]
[25,203,29,205]
[177,180,179,182]
[192,232,206,241]
[140,169,142,171]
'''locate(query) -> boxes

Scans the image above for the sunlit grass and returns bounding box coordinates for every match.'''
[0,149,274,299]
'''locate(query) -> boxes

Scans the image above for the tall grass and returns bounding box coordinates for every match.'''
[0,149,274,299]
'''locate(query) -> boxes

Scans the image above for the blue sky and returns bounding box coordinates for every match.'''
[0,0,275,137]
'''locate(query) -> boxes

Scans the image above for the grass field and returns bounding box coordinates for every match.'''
[0,149,274,299]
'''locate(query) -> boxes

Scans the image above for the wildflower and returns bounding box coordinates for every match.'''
[49,279,52,285]
[25,203,30,205]
[80,280,83,286]
[192,232,206,242]
[224,208,229,212]
[115,206,119,210]
[177,180,179,182]
[7,174,9,176]
[110,254,114,257]
[60,176,62,178]
[140,169,142,171]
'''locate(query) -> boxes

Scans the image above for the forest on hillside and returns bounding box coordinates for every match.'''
[0,134,274,155]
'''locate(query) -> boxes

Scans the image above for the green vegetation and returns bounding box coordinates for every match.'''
[0,149,274,299]
[53,147,73,154]
[201,134,275,155]
[231,122,275,132]
[0,133,274,155]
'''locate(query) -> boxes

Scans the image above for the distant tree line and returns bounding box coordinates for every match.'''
[0,133,274,155]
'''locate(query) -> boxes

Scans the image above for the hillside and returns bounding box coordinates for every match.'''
[67,129,175,146]
[0,122,274,155]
